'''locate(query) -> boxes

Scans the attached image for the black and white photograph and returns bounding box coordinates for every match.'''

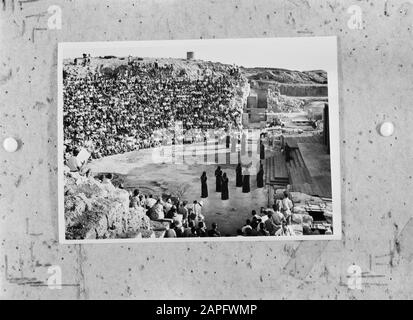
[58,37,341,243]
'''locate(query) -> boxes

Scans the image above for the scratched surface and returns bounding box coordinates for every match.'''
[1,0,412,299]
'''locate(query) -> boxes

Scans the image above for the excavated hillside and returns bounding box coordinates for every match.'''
[241,67,328,113]
[64,56,248,82]
[64,56,328,115]
[242,67,327,84]
[64,57,326,84]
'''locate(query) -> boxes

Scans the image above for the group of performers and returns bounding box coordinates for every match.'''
[200,162,265,200]
[199,132,267,200]
[213,167,230,200]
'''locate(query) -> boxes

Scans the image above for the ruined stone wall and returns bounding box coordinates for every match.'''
[254,81,328,97]
[278,84,328,97]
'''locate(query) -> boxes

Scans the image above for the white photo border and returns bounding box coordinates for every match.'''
[57,36,342,244]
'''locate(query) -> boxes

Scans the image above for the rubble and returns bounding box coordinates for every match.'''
[267,86,305,113]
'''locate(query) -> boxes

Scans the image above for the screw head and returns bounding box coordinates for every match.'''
[379,122,395,137]
[3,137,19,153]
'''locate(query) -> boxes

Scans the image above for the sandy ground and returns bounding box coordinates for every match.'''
[88,141,268,236]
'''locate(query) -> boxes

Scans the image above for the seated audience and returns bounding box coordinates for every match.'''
[164,223,177,238]
[145,194,157,209]
[173,220,184,237]
[150,199,164,220]
[197,221,208,237]
[207,222,221,237]
[63,61,244,161]
[241,219,252,235]
[251,210,262,222]
[258,222,270,236]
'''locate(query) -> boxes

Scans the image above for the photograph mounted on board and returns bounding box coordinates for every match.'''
[58,37,341,243]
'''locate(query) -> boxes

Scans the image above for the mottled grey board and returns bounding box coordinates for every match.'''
[0,0,413,299]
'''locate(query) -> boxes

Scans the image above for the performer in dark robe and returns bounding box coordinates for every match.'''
[242,168,251,193]
[236,163,243,187]
[260,142,265,160]
[257,163,264,188]
[215,166,223,192]
[200,171,208,198]
[221,173,229,200]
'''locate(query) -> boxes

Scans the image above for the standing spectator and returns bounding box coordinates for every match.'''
[190,200,204,226]
[130,189,140,208]
[178,201,189,225]
[193,200,203,217]
[281,191,294,224]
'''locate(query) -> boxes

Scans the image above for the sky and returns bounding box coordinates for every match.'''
[60,36,337,72]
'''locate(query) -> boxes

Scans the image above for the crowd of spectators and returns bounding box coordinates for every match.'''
[126,182,299,238]
[236,191,296,237]
[98,173,325,238]
[63,59,244,161]
[125,182,222,238]
[236,191,333,236]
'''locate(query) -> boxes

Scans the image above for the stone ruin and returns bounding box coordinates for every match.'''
[64,171,154,240]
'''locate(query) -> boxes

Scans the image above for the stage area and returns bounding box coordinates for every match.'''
[87,142,268,236]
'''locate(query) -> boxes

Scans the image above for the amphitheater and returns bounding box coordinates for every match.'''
[63,55,332,239]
